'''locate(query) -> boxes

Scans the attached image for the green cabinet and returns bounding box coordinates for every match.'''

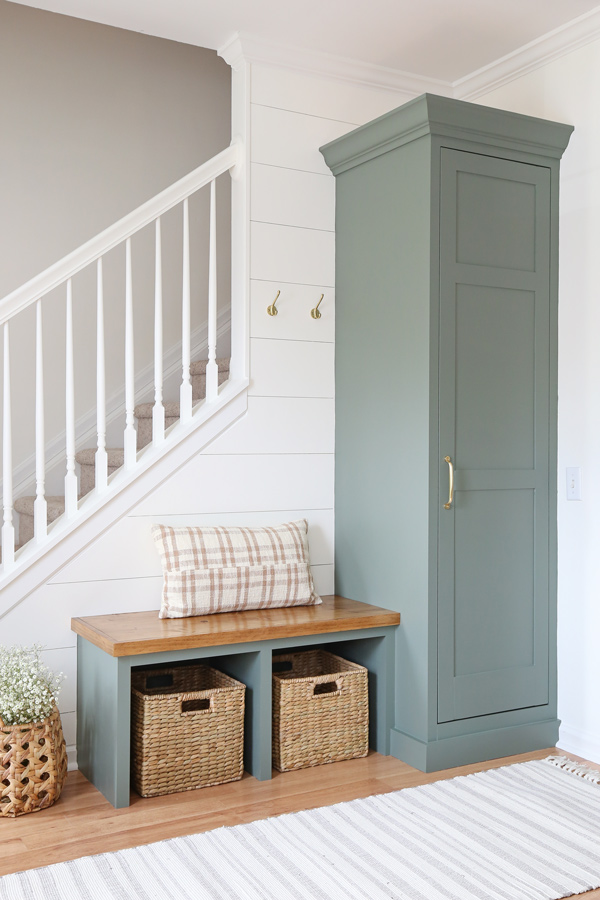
[321,94,572,772]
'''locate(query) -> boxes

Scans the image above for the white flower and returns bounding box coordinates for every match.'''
[0,644,65,726]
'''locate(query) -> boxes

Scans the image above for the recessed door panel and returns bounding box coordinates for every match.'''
[456,171,536,271]
[438,148,551,724]
[456,284,535,471]
[454,489,534,677]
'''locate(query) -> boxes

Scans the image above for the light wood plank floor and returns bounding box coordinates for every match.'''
[1,747,598,898]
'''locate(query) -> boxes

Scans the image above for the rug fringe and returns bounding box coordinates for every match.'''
[545,754,600,784]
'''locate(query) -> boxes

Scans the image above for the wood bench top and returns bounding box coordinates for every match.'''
[71,595,400,657]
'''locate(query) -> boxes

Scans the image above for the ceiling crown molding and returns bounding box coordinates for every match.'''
[454,5,600,100]
[221,8,600,106]
[218,32,453,97]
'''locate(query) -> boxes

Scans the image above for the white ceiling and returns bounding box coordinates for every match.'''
[8,0,600,82]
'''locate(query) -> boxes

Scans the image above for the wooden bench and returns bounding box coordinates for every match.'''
[72,595,400,808]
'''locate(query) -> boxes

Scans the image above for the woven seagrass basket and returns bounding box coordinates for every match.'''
[0,706,68,818]
[272,649,369,772]
[131,664,245,798]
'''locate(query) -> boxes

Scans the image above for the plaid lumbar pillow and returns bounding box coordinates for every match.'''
[152,519,322,618]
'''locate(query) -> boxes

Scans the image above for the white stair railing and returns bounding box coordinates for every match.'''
[34,300,47,543]
[180,198,193,424]
[95,258,108,495]
[64,278,78,520]
[153,219,165,446]
[207,179,218,402]
[2,323,14,568]
[0,141,243,573]
[123,238,136,470]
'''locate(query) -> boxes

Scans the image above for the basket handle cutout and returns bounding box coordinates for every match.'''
[273,660,293,673]
[146,673,173,690]
[181,698,211,714]
[313,680,341,697]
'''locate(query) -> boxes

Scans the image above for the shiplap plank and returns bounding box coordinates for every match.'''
[251,104,353,174]
[251,164,335,232]
[312,563,334,596]
[251,64,414,123]
[40,646,77,712]
[10,566,331,662]
[251,281,334,343]
[51,508,334,584]
[0,579,165,649]
[205,397,334,455]
[251,222,335,287]
[131,453,334,516]
[250,338,334,398]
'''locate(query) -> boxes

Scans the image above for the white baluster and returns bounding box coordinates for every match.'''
[206,178,218,402]
[2,323,15,567]
[124,238,137,469]
[64,278,78,518]
[153,218,165,444]
[34,300,47,542]
[180,198,192,422]
[95,258,108,493]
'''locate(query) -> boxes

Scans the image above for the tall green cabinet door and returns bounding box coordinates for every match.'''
[437,148,552,723]
[321,94,573,772]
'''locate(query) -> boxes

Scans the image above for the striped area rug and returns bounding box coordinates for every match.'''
[1,756,600,900]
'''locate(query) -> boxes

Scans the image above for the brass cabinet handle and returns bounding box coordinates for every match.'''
[444,456,454,509]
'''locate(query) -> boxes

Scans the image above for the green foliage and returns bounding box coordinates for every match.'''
[0,645,64,726]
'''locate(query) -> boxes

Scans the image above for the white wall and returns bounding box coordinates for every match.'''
[0,58,412,765]
[473,41,600,764]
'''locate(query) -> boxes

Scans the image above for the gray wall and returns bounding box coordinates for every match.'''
[0,1,231,488]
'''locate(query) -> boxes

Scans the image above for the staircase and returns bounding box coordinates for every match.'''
[13,358,230,547]
[0,139,249,607]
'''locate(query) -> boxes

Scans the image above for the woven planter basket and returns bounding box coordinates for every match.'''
[131,664,245,798]
[272,649,369,772]
[0,706,68,818]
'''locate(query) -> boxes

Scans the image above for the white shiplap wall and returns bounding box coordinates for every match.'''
[0,60,413,764]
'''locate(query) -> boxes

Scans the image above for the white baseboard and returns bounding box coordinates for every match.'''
[67,745,78,772]
[556,722,600,767]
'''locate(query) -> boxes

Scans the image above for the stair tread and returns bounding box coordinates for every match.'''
[76,448,124,466]
[136,366,231,420]
[190,358,230,376]
[135,400,181,419]
[15,496,65,519]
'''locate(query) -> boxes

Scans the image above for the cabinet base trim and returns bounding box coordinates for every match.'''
[390,718,560,772]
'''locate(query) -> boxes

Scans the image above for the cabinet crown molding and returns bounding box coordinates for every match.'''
[320,94,574,176]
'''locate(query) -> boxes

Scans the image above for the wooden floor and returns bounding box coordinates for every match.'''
[1,747,599,897]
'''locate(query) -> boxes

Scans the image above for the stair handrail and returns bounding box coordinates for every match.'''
[0,142,242,327]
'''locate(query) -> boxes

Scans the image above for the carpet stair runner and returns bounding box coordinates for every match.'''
[13,358,230,548]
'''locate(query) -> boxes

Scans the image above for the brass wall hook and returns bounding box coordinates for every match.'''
[311,294,324,319]
[267,290,280,316]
